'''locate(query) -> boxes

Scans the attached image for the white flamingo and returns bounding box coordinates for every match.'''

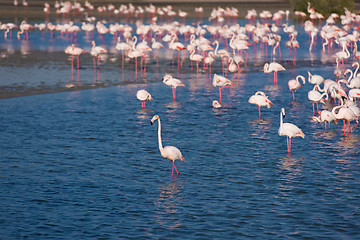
[212,74,234,102]
[136,89,153,108]
[263,62,286,84]
[288,75,305,100]
[278,108,305,153]
[312,110,337,130]
[248,91,274,118]
[162,74,185,101]
[151,115,185,177]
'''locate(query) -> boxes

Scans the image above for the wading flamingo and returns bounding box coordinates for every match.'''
[136,89,153,108]
[332,104,358,136]
[212,74,234,102]
[288,75,305,100]
[162,74,185,101]
[248,91,274,118]
[279,108,305,153]
[263,62,286,84]
[150,115,185,177]
[90,41,107,84]
[312,110,337,130]
[65,44,86,86]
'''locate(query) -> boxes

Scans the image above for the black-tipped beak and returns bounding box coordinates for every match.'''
[150,121,153,126]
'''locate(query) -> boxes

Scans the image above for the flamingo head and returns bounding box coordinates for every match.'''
[212,100,221,108]
[146,94,153,101]
[162,74,171,83]
[265,99,274,108]
[150,115,159,125]
[299,75,306,85]
[281,108,286,118]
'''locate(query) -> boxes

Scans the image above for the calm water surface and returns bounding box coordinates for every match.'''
[0,15,360,239]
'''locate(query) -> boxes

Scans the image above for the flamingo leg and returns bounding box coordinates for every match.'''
[288,137,291,153]
[77,55,80,85]
[172,161,179,175]
[93,57,96,84]
[219,87,222,102]
[292,90,295,101]
[324,122,327,131]
[71,55,74,84]
[316,102,319,114]
[312,102,315,115]
[172,88,176,101]
[258,105,261,118]
[343,120,346,136]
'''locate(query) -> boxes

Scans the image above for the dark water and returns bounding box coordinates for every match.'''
[1,16,360,239]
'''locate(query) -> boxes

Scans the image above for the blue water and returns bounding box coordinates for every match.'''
[1,15,360,239]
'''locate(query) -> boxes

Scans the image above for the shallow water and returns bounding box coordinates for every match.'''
[1,14,360,239]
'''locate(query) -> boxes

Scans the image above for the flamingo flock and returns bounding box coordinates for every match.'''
[2,1,360,175]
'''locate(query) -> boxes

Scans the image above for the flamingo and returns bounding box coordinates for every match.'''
[64,44,86,86]
[150,115,185,177]
[162,74,185,101]
[263,62,286,84]
[308,85,328,115]
[212,100,222,108]
[248,91,274,118]
[136,89,153,108]
[312,110,338,130]
[189,49,204,74]
[288,75,305,100]
[116,37,131,68]
[333,43,350,70]
[212,74,234,102]
[332,104,358,136]
[90,41,107,85]
[278,108,305,153]
[151,38,165,65]
[307,71,324,85]
[348,89,360,104]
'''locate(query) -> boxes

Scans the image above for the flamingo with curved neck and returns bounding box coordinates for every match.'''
[150,115,185,177]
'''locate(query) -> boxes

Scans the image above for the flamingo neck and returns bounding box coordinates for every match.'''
[157,118,164,151]
[214,41,219,55]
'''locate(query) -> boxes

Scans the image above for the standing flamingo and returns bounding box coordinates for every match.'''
[278,108,305,153]
[189,49,204,74]
[248,91,274,118]
[150,115,185,177]
[162,74,185,101]
[288,75,305,100]
[308,85,328,115]
[263,62,286,84]
[212,74,234,102]
[65,44,86,86]
[332,104,358,136]
[90,41,107,85]
[308,71,324,85]
[136,89,153,108]
[312,110,337,130]
[151,38,165,65]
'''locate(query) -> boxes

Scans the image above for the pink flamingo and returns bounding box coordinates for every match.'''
[312,110,337,131]
[279,108,305,153]
[212,74,234,102]
[263,62,286,84]
[151,115,185,178]
[163,74,185,101]
[137,89,153,108]
[65,44,86,86]
[90,41,107,84]
[288,75,305,101]
[189,49,204,74]
[248,91,274,118]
